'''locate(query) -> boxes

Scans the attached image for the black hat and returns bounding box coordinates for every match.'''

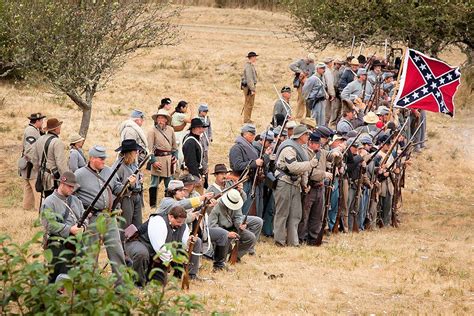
[309,132,321,143]
[357,55,366,64]
[315,126,335,138]
[189,118,208,130]
[376,133,391,146]
[28,113,46,120]
[281,86,291,93]
[161,98,172,105]
[115,139,144,153]
[371,60,385,69]
[212,163,230,175]
[179,174,200,185]
[247,51,258,58]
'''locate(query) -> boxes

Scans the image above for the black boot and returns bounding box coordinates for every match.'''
[212,245,228,271]
[149,187,157,208]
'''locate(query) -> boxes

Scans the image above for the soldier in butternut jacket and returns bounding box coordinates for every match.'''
[147,109,177,208]
[33,118,69,198]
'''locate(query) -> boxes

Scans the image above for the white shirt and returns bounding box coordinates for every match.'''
[148,215,190,263]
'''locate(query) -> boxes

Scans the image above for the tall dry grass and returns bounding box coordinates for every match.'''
[0,6,472,314]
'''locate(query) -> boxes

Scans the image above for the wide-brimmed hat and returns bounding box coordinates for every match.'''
[28,113,46,120]
[247,51,258,58]
[315,126,335,138]
[363,111,379,124]
[152,109,171,122]
[45,118,63,131]
[189,117,209,130]
[69,132,85,145]
[291,124,310,139]
[222,189,244,211]
[349,58,360,66]
[59,171,80,189]
[179,174,200,185]
[307,53,316,62]
[115,139,144,153]
[371,60,385,69]
[300,117,316,129]
[212,164,230,175]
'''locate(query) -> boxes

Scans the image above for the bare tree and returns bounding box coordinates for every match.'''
[2,0,181,136]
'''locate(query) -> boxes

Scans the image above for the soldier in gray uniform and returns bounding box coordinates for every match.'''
[241,51,258,123]
[114,139,145,242]
[33,118,69,198]
[74,145,137,284]
[341,68,373,103]
[19,113,45,210]
[40,171,84,283]
[273,125,320,247]
[289,53,316,120]
[272,86,292,126]
[303,63,328,126]
[68,133,86,172]
[298,132,332,245]
[323,57,337,126]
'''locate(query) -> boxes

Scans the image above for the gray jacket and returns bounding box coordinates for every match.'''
[68,148,87,172]
[19,124,41,179]
[208,200,244,230]
[41,190,85,238]
[272,99,291,119]
[289,59,315,77]
[242,62,257,91]
[302,74,326,101]
[341,79,373,102]
[74,165,124,210]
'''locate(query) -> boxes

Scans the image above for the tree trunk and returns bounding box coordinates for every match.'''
[79,105,92,138]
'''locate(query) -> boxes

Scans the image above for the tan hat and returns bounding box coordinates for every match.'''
[363,111,379,124]
[300,117,316,129]
[307,53,316,62]
[69,132,85,145]
[349,58,360,66]
[152,109,171,123]
[334,57,345,64]
[286,120,298,129]
[45,118,63,131]
[323,57,334,64]
[291,124,310,139]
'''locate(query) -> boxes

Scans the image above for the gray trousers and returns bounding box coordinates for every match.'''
[329,97,342,128]
[298,185,324,244]
[307,99,326,126]
[125,237,202,286]
[87,213,126,284]
[274,181,302,246]
[347,185,357,231]
[380,194,393,226]
[204,226,229,257]
[230,215,262,259]
[119,193,143,242]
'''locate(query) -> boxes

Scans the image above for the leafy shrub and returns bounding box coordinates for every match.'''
[0,214,203,315]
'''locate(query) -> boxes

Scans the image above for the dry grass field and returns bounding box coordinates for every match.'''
[0,6,473,315]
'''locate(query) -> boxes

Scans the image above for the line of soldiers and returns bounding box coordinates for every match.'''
[19,51,426,289]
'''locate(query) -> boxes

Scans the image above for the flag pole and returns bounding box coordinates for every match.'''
[389,47,407,118]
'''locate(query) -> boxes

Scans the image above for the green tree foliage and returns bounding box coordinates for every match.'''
[0,0,181,137]
[283,0,473,62]
[1,215,203,314]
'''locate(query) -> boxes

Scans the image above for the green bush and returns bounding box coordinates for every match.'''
[0,215,204,315]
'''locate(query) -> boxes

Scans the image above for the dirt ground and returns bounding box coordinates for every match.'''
[0,6,472,315]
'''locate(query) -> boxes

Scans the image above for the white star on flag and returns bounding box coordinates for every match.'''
[422,87,428,94]
[439,78,445,84]
[414,56,420,62]
[403,97,410,104]
[431,82,437,89]
[420,64,426,70]
[447,74,453,80]
[413,92,419,98]
[426,74,432,79]
[436,91,441,97]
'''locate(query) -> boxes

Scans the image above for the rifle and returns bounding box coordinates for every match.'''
[330,129,363,234]
[316,161,337,245]
[110,153,151,211]
[77,157,124,228]
[248,126,270,216]
[379,118,409,167]
[182,175,249,289]
[349,35,355,57]
[350,161,365,233]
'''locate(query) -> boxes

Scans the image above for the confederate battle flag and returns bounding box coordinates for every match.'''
[393,48,461,117]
